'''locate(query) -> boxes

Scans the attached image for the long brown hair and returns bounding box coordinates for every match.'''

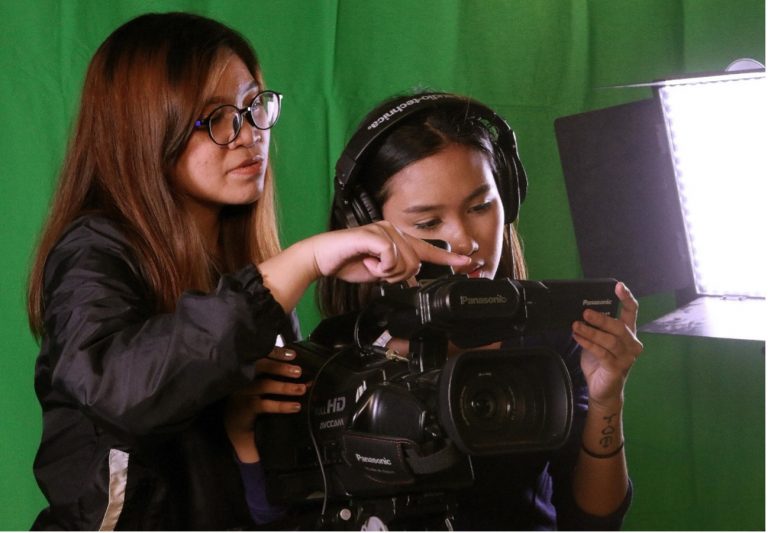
[27,12,281,337]
[317,93,527,318]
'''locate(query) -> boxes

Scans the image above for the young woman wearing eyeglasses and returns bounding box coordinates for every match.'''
[26,14,469,530]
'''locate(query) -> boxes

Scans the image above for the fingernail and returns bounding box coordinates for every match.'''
[620,282,630,294]
[284,350,296,360]
[290,366,302,377]
[294,384,306,394]
[290,403,302,412]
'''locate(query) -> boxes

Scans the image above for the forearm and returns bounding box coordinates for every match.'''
[228,428,260,463]
[258,238,318,313]
[571,397,629,516]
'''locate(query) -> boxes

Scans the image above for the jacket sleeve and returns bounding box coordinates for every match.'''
[40,217,288,437]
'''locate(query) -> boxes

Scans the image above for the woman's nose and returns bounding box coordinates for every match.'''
[230,117,261,148]
[450,225,479,256]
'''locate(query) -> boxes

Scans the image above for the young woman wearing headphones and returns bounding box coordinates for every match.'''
[313,91,643,530]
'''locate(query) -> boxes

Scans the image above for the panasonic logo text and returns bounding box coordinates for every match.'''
[582,299,613,306]
[460,294,508,305]
[355,454,393,466]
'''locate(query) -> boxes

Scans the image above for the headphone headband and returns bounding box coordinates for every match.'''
[335,94,456,193]
[333,92,528,228]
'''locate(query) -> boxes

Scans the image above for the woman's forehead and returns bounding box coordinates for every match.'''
[384,145,497,206]
[204,51,259,104]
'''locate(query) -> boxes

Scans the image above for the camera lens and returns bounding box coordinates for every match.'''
[459,375,516,432]
[439,348,573,455]
[469,391,497,419]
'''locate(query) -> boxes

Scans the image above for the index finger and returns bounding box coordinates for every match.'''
[408,236,472,268]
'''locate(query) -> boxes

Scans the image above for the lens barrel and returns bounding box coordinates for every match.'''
[439,347,573,455]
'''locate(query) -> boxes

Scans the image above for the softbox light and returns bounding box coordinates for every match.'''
[554,62,766,341]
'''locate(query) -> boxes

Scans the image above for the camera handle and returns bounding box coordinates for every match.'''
[318,493,458,531]
[408,330,448,374]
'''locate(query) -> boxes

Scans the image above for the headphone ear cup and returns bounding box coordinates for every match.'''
[351,187,382,226]
[512,152,528,206]
[496,130,528,224]
[332,195,358,229]
[495,137,518,224]
[334,186,382,228]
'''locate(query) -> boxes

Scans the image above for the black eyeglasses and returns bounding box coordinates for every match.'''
[194,90,282,145]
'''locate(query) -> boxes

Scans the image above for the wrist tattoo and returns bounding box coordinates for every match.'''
[582,412,624,459]
[598,412,618,449]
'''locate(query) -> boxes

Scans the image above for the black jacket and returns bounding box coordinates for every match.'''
[32,215,298,530]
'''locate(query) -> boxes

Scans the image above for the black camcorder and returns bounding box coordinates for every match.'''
[257,275,619,527]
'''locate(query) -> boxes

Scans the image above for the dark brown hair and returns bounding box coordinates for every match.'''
[317,92,527,318]
[27,12,281,336]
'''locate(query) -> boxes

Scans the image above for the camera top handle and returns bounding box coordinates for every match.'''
[375,275,620,351]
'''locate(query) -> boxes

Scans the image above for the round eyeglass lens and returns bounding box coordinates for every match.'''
[249,91,281,129]
[208,106,241,145]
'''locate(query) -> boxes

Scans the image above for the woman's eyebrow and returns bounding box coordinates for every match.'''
[465,183,491,201]
[401,184,491,214]
[403,203,442,214]
[237,80,259,100]
[202,95,228,107]
[202,81,260,107]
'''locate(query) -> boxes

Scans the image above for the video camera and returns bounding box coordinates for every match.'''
[257,275,619,528]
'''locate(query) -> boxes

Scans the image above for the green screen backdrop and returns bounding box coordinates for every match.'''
[0,0,764,529]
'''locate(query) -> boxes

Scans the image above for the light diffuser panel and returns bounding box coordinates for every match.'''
[658,74,766,297]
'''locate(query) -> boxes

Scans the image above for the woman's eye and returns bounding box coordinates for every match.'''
[414,219,440,231]
[208,109,227,126]
[469,201,493,214]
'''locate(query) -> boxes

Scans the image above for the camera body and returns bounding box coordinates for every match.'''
[258,276,618,507]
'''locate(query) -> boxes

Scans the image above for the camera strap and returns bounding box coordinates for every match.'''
[342,432,462,480]
[342,431,418,484]
[404,439,463,475]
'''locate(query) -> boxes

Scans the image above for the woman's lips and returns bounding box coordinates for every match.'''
[229,155,264,175]
[467,267,483,278]
[457,263,484,278]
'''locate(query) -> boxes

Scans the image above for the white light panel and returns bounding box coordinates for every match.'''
[659,73,766,297]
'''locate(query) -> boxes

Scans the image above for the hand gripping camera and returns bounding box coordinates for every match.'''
[257,276,618,528]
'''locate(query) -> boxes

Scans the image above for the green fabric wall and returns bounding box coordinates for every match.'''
[0,0,763,529]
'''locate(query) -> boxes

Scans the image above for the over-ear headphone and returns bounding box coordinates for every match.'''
[332,92,528,228]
